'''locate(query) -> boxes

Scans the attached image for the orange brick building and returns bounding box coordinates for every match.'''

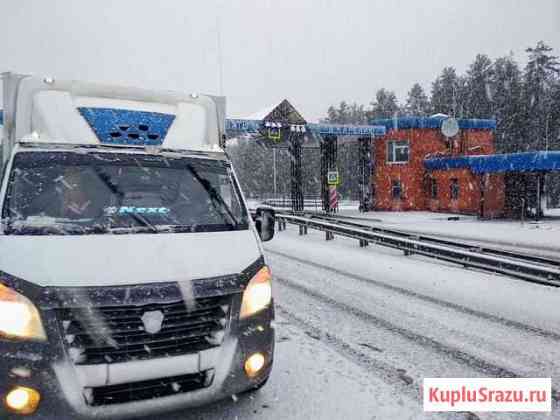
[371,117,504,218]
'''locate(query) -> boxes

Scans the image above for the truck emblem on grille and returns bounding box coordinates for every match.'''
[141,310,165,334]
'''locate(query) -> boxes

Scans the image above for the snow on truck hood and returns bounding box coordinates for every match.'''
[0,230,261,288]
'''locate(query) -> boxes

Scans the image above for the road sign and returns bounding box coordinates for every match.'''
[327,171,339,185]
[267,127,281,141]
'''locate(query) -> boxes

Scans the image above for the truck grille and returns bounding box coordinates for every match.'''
[56,295,231,365]
[87,370,213,406]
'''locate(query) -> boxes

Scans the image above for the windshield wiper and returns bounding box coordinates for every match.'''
[125,212,160,233]
[5,219,108,235]
[187,165,239,228]
[91,167,160,233]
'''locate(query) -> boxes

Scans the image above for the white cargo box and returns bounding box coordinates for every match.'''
[1,73,226,163]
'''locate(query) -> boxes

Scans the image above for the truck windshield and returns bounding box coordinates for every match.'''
[2,151,249,235]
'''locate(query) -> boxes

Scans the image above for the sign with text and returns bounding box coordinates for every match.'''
[424,378,551,412]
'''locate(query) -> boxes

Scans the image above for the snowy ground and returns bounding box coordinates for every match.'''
[337,209,560,257]
[156,224,560,419]
[250,198,560,256]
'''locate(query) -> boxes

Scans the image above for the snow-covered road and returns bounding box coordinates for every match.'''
[156,225,560,419]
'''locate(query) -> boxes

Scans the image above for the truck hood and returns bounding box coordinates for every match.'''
[0,230,261,288]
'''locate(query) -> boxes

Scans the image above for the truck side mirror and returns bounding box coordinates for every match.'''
[255,207,275,242]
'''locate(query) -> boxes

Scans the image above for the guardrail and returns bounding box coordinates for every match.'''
[305,212,560,267]
[260,196,323,211]
[274,212,560,287]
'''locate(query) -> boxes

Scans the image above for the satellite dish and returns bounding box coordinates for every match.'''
[441,117,459,137]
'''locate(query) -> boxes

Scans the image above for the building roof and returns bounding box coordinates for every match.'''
[425,151,560,174]
[370,116,496,131]
[244,104,278,120]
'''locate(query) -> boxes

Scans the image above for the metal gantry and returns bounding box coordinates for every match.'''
[225,100,385,214]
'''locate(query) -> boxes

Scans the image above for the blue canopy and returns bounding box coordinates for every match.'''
[225,119,386,137]
[225,119,261,134]
[371,116,496,131]
[425,151,560,174]
[306,123,385,137]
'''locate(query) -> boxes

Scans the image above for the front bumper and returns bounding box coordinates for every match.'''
[0,304,274,420]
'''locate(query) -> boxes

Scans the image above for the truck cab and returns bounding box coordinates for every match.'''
[0,73,275,419]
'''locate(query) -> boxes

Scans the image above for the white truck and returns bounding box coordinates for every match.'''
[0,73,275,419]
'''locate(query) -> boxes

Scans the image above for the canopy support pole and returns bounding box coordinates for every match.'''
[321,135,338,213]
[289,131,304,213]
[358,136,373,212]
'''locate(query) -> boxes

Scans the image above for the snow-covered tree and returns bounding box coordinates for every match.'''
[368,88,400,119]
[404,83,431,116]
[465,54,494,118]
[491,54,524,152]
[431,67,460,116]
[324,101,367,124]
[522,41,559,151]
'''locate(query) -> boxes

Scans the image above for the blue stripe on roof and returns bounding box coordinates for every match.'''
[425,151,560,174]
[0,109,3,126]
[370,117,496,131]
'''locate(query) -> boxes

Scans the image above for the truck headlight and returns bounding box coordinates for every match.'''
[240,267,272,319]
[0,284,46,341]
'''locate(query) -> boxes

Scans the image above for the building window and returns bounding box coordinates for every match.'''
[450,178,460,200]
[392,180,402,199]
[387,140,409,164]
[430,178,438,199]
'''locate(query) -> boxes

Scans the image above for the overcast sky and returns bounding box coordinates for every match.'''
[1,0,558,122]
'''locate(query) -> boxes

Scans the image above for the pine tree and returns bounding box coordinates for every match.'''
[348,102,367,125]
[465,54,494,118]
[326,105,338,124]
[431,67,460,116]
[336,101,350,124]
[324,101,367,124]
[455,75,470,118]
[369,89,400,119]
[405,83,431,116]
[491,54,524,152]
[522,41,559,150]
[228,140,274,198]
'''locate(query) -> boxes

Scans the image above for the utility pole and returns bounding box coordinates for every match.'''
[216,16,224,96]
